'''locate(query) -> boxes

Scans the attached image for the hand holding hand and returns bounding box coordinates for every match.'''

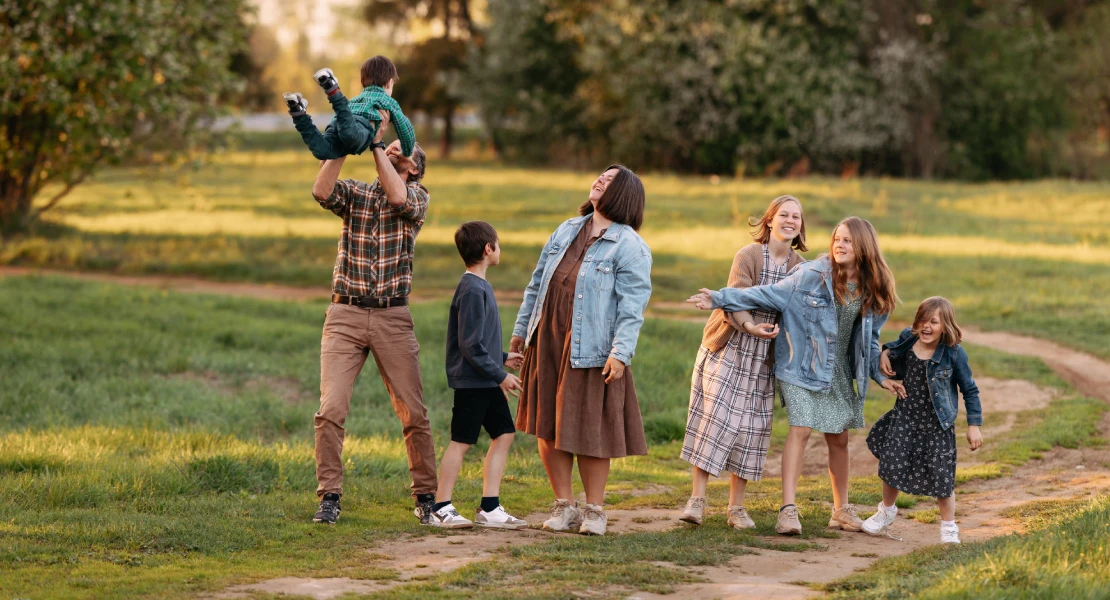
[686,288,714,311]
[602,356,625,384]
[879,349,895,377]
[967,425,983,451]
[881,378,907,399]
[510,336,525,355]
[505,352,524,370]
[743,322,779,340]
[500,372,522,399]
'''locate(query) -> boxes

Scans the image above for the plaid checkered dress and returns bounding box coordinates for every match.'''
[681,245,789,480]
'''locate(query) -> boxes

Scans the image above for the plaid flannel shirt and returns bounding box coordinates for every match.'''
[318,177,430,298]
[348,86,416,158]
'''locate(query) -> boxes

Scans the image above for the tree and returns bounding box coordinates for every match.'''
[0,0,251,233]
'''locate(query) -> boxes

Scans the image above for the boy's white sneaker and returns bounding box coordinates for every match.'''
[940,522,961,544]
[430,503,473,529]
[314,67,339,93]
[283,92,307,116]
[862,502,898,536]
[542,499,582,532]
[476,505,529,530]
[578,503,607,536]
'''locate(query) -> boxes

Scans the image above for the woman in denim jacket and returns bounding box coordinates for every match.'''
[862,296,982,544]
[509,165,653,536]
[688,217,901,535]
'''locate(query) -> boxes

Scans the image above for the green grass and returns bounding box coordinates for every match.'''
[825,495,1110,599]
[3,148,1109,357]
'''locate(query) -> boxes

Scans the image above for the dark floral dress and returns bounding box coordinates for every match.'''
[866,351,957,498]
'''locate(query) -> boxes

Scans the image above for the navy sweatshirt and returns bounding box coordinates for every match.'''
[446,273,508,389]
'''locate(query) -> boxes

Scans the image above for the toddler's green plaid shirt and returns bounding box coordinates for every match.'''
[348,86,416,158]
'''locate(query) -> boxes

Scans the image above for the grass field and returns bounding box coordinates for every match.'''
[3,143,1109,358]
[1,275,1106,599]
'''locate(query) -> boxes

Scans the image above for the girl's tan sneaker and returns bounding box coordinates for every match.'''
[727,506,756,530]
[775,505,803,535]
[679,496,707,525]
[828,504,864,531]
[578,503,608,536]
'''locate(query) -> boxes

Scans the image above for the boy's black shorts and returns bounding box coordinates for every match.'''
[451,387,516,445]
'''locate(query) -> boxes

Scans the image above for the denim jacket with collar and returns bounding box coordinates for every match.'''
[709,256,888,403]
[883,328,982,430]
[512,215,653,368]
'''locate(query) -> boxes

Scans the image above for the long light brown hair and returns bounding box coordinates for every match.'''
[829,216,898,316]
[749,195,808,251]
[912,296,963,346]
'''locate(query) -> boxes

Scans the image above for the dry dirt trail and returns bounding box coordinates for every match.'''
[5,268,1110,599]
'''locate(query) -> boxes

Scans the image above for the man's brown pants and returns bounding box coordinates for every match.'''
[315,303,438,498]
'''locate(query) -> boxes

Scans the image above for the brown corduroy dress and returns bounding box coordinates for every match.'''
[515,224,648,459]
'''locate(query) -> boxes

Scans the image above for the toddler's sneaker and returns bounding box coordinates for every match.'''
[312,492,340,524]
[727,505,756,530]
[542,499,582,532]
[679,496,706,525]
[940,522,961,544]
[314,68,339,94]
[429,503,473,529]
[862,502,898,536]
[283,92,307,116]
[828,504,864,532]
[775,505,802,535]
[578,503,607,536]
[476,505,528,530]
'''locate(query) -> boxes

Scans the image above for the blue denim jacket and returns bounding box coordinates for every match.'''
[709,256,889,403]
[513,215,653,368]
[883,328,982,430]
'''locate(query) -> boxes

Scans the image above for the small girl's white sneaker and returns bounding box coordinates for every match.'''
[863,502,898,536]
[476,505,529,530]
[940,521,961,544]
[430,503,473,529]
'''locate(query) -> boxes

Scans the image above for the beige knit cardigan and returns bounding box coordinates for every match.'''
[700,242,805,354]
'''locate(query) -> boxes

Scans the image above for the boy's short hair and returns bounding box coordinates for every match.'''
[361,56,398,88]
[455,221,498,267]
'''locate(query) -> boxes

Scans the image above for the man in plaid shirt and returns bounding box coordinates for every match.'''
[309,111,438,525]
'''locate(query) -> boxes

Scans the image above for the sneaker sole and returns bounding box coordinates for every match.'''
[678,514,702,526]
[775,526,802,535]
[431,522,474,529]
[476,521,528,530]
[828,519,863,532]
[542,521,582,533]
[311,518,337,524]
[728,521,756,530]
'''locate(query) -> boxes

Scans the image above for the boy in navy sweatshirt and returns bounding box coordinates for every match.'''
[430,221,528,529]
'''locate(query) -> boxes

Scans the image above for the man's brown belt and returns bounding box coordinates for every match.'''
[331,294,408,309]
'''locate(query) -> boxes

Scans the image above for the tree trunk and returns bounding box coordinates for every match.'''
[441,104,454,159]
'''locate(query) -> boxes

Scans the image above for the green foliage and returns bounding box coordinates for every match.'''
[0,0,251,232]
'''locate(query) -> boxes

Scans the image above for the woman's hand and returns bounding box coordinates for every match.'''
[602,356,625,384]
[743,322,779,340]
[510,336,525,355]
[967,425,983,451]
[879,349,895,377]
[880,378,907,399]
[686,288,715,310]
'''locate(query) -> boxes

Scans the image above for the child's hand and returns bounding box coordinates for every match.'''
[743,322,779,340]
[686,289,714,310]
[510,336,525,355]
[879,349,895,377]
[602,356,625,384]
[880,378,907,399]
[500,373,522,399]
[505,352,524,370]
[967,425,983,451]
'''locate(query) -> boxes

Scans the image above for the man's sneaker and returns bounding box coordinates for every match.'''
[283,92,307,116]
[476,505,528,530]
[727,505,756,530]
[578,503,607,536]
[679,496,706,525]
[314,68,339,94]
[542,499,582,532]
[429,503,474,529]
[940,522,961,544]
[828,504,864,532]
[862,502,898,536]
[414,497,436,525]
[312,493,340,524]
[775,505,802,535]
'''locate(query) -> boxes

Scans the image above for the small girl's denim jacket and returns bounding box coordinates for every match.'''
[883,327,982,430]
[512,214,653,368]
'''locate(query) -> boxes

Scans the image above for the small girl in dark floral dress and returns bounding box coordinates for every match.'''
[863,297,983,544]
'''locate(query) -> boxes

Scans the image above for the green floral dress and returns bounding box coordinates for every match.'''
[777,283,864,433]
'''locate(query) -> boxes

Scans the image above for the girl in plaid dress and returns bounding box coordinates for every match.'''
[679,196,807,529]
